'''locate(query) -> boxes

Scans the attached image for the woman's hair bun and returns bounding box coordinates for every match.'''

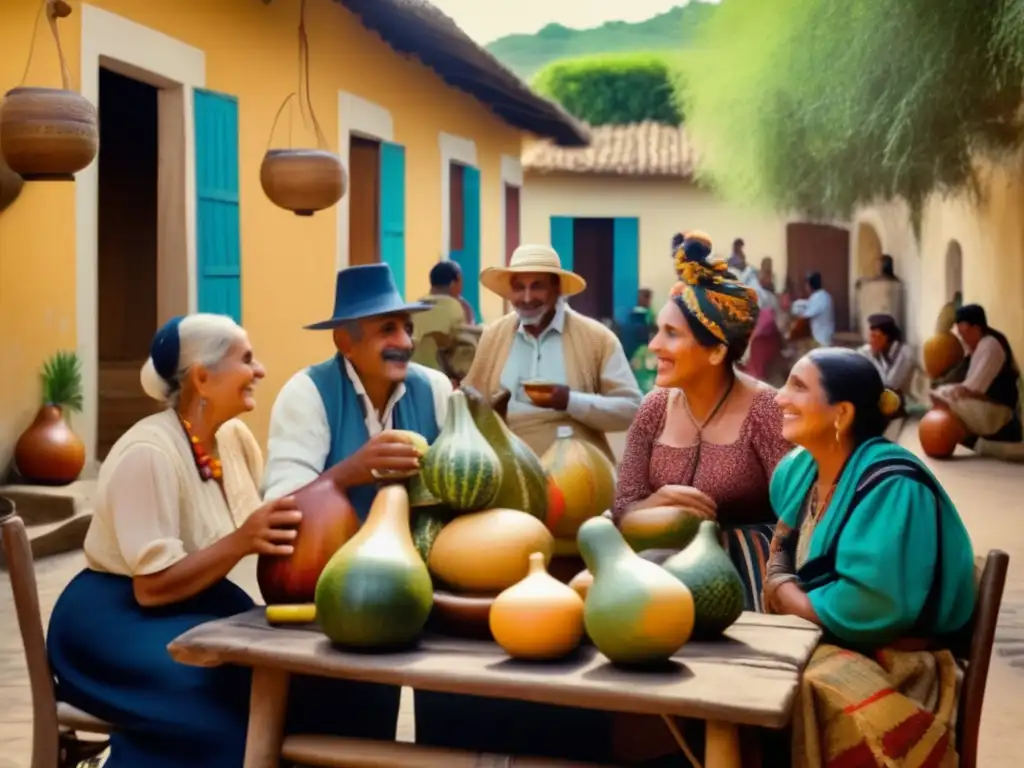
[878,388,903,418]
[140,357,173,403]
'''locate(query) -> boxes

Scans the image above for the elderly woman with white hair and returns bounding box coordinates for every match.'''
[46,314,304,767]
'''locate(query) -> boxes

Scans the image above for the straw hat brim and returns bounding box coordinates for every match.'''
[479,266,587,300]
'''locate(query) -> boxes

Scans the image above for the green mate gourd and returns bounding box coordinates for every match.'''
[661,520,745,639]
[462,386,548,522]
[315,484,433,649]
[420,390,502,512]
[411,508,448,563]
[577,517,694,664]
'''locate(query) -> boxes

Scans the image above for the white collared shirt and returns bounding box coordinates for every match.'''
[499,300,642,434]
[261,359,452,501]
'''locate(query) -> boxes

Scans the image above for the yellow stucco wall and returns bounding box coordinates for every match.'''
[521,173,791,311]
[857,153,1024,362]
[0,0,522,464]
[0,3,82,472]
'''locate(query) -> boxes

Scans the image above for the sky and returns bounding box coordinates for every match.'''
[429,0,710,45]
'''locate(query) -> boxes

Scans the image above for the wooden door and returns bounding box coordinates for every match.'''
[785,223,851,332]
[505,183,520,265]
[349,136,380,266]
[503,184,521,313]
[570,218,615,322]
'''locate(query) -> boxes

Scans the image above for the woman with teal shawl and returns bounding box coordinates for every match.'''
[765,348,976,766]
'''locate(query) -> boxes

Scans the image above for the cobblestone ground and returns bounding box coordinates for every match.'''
[1,427,1023,766]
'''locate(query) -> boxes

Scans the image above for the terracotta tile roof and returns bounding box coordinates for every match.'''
[522,121,698,178]
[333,0,589,147]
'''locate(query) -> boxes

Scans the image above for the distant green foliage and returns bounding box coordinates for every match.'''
[679,0,1024,222]
[486,3,717,80]
[533,53,683,125]
[40,350,83,413]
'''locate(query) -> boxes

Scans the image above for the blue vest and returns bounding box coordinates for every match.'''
[306,355,441,520]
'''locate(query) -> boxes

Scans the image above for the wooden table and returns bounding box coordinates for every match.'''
[168,610,821,768]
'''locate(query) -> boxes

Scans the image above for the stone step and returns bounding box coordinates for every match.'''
[0,480,96,566]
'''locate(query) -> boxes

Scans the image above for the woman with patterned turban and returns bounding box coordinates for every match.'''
[612,232,793,611]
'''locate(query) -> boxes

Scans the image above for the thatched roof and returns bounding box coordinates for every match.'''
[334,0,589,147]
[522,121,697,178]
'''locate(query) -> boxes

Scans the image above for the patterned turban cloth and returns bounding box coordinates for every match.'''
[669,231,759,348]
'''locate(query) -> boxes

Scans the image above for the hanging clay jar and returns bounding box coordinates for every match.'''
[260,3,346,216]
[0,152,24,213]
[14,405,85,485]
[1,2,98,181]
[260,149,346,216]
[490,552,585,660]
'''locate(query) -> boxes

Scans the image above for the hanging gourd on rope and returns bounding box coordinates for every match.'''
[1,0,99,181]
[260,0,346,216]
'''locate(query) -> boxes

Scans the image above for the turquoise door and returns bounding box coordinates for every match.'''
[550,216,574,271]
[613,217,640,326]
[379,141,406,297]
[194,89,242,323]
[449,165,481,319]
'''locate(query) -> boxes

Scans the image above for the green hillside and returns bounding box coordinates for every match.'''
[485,3,717,81]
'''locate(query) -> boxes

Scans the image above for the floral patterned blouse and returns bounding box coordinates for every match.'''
[613,387,792,527]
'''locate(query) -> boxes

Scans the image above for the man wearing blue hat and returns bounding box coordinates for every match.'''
[262,263,452,510]
[260,263,453,742]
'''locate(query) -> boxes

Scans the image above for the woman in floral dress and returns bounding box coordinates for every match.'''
[613,232,792,611]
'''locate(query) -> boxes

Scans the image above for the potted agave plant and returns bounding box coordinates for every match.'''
[14,350,86,485]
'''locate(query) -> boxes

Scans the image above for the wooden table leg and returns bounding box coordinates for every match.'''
[244,667,290,768]
[705,720,741,768]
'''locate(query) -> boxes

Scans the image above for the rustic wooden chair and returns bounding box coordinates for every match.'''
[1,498,112,768]
[954,549,1009,768]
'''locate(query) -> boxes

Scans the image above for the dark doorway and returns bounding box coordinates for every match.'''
[96,67,160,459]
[349,135,381,265]
[785,223,851,332]
[570,218,614,323]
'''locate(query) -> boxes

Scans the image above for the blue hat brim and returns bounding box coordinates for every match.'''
[304,300,433,330]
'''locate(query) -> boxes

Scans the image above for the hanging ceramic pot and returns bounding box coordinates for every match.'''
[0,2,98,181]
[14,405,86,485]
[261,1,346,216]
[260,149,346,216]
[0,152,23,213]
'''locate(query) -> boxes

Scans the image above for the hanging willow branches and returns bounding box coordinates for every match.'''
[680,0,1024,222]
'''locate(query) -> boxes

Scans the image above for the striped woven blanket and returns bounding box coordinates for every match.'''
[793,644,960,767]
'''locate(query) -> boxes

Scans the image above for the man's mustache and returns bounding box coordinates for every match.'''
[382,348,412,363]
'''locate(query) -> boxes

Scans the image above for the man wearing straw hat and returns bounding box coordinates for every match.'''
[461,244,642,460]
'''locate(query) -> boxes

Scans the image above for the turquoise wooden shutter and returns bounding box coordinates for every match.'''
[550,216,574,271]
[193,89,241,323]
[460,165,481,319]
[379,141,406,297]
[613,217,640,327]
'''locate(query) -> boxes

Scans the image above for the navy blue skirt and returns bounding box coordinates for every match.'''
[48,569,400,767]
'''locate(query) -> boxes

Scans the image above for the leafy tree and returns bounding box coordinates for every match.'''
[533,53,684,126]
[679,0,1024,224]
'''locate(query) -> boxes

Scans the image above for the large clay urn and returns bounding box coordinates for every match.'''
[259,149,346,216]
[0,87,98,181]
[257,475,361,605]
[14,405,86,485]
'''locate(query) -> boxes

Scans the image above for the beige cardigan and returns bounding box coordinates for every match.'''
[84,409,263,577]
[462,309,622,460]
